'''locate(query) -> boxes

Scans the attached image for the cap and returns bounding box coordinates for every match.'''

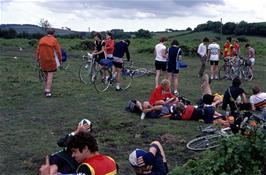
[79,119,92,126]
[129,149,154,167]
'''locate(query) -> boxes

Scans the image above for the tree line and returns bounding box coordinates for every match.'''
[194,21,266,36]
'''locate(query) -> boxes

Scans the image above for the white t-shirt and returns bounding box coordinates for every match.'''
[197,43,207,58]
[250,92,266,110]
[208,42,220,61]
[155,43,167,62]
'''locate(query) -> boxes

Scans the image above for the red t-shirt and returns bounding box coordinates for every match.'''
[181,105,195,120]
[104,39,115,55]
[149,85,175,105]
[223,42,232,57]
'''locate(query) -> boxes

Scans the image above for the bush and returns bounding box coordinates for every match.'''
[237,36,249,42]
[28,39,38,47]
[171,123,266,175]
[70,40,94,50]
[137,47,154,54]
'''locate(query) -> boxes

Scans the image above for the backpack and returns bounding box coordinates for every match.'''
[125,100,142,114]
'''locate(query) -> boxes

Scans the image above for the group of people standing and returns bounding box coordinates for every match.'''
[197,36,256,80]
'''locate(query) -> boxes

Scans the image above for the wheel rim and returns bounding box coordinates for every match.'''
[79,62,92,84]
[120,68,133,90]
[93,69,111,92]
[186,134,221,151]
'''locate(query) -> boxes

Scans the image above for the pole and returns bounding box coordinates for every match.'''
[220,18,223,41]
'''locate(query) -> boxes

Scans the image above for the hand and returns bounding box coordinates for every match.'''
[39,156,50,175]
[137,156,145,167]
[75,123,91,134]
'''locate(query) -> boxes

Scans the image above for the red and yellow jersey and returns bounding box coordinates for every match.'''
[223,42,233,57]
[77,154,117,175]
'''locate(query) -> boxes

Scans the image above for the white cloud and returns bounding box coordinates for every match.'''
[0,0,265,32]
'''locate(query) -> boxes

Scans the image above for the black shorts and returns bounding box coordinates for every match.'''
[155,60,167,71]
[210,61,219,65]
[112,61,123,68]
[167,63,179,74]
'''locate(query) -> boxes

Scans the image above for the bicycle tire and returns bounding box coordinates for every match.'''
[186,134,221,151]
[133,68,148,78]
[241,66,253,81]
[229,67,239,80]
[93,68,111,92]
[218,64,229,80]
[79,62,92,84]
[120,67,133,90]
[38,69,46,82]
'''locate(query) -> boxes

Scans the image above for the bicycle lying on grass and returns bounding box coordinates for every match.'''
[93,59,134,92]
[186,112,265,151]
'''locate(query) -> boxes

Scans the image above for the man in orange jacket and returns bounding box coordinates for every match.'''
[36,28,62,97]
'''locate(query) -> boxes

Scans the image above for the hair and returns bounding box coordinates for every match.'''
[234,39,239,43]
[226,37,232,43]
[125,39,131,46]
[176,102,185,113]
[160,37,168,43]
[106,32,114,39]
[161,79,170,89]
[245,43,250,48]
[203,37,209,42]
[46,28,55,35]
[212,38,217,42]
[252,85,261,95]
[171,39,179,46]
[67,132,98,153]
[94,32,102,40]
[232,77,241,87]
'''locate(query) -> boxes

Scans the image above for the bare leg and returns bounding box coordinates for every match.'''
[115,67,122,88]
[201,74,212,95]
[173,73,179,92]
[150,141,167,163]
[210,65,214,79]
[155,70,161,87]
[45,72,53,92]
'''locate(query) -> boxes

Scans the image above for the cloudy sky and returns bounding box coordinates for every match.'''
[1,0,265,32]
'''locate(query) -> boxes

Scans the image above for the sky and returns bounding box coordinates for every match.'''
[0,0,265,32]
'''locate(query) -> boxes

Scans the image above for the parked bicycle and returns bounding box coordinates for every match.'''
[79,53,98,84]
[186,112,264,151]
[93,59,134,92]
[132,67,155,78]
[218,56,253,81]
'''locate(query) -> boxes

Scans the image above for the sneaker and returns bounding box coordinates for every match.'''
[210,76,214,80]
[140,112,145,120]
[45,92,52,97]
[115,85,122,91]
[215,76,218,80]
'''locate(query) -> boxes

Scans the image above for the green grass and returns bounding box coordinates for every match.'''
[0,32,265,175]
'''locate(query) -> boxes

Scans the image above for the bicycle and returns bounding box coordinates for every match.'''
[218,57,235,80]
[79,53,98,84]
[186,112,263,151]
[132,67,155,78]
[93,59,134,92]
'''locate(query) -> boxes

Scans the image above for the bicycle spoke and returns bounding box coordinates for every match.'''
[93,68,111,92]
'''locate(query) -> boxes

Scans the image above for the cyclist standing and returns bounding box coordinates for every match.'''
[207,38,220,80]
[36,28,62,97]
[92,32,105,64]
[154,37,168,87]
[112,39,131,91]
[104,32,115,59]
[197,37,209,78]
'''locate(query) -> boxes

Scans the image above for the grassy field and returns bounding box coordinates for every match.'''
[0,31,265,175]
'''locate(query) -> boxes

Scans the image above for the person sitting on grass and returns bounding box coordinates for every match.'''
[141,79,178,119]
[129,141,168,175]
[49,119,92,175]
[249,85,266,119]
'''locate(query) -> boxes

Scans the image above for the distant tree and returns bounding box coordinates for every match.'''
[222,22,236,34]
[0,28,17,39]
[186,27,192,31]
[135,29,151,38]
[234,21,248,35]
[39,18,52,31]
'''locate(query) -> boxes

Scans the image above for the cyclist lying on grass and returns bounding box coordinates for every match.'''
[129,141,168,175]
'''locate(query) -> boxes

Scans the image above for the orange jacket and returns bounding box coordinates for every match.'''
[77,154,117,175]
[36,35,62,72]
[104,39,115,55]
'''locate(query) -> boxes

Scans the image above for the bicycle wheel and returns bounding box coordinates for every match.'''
[133,68,148,78]
[186,134,221,151]
[120,67,133,90]
[93,68,111,92]
[229,67,240,80]
[241,66,253,81]
[79,62,92,84]
[218,64,229,80]
[38,69,46,82]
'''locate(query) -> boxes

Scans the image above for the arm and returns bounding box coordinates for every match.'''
[125,46,130,61]
[162,48,167,58]
[241,93,247,103]
[54,40,62,63]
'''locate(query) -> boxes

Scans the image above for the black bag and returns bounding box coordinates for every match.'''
[125,100,142,114]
